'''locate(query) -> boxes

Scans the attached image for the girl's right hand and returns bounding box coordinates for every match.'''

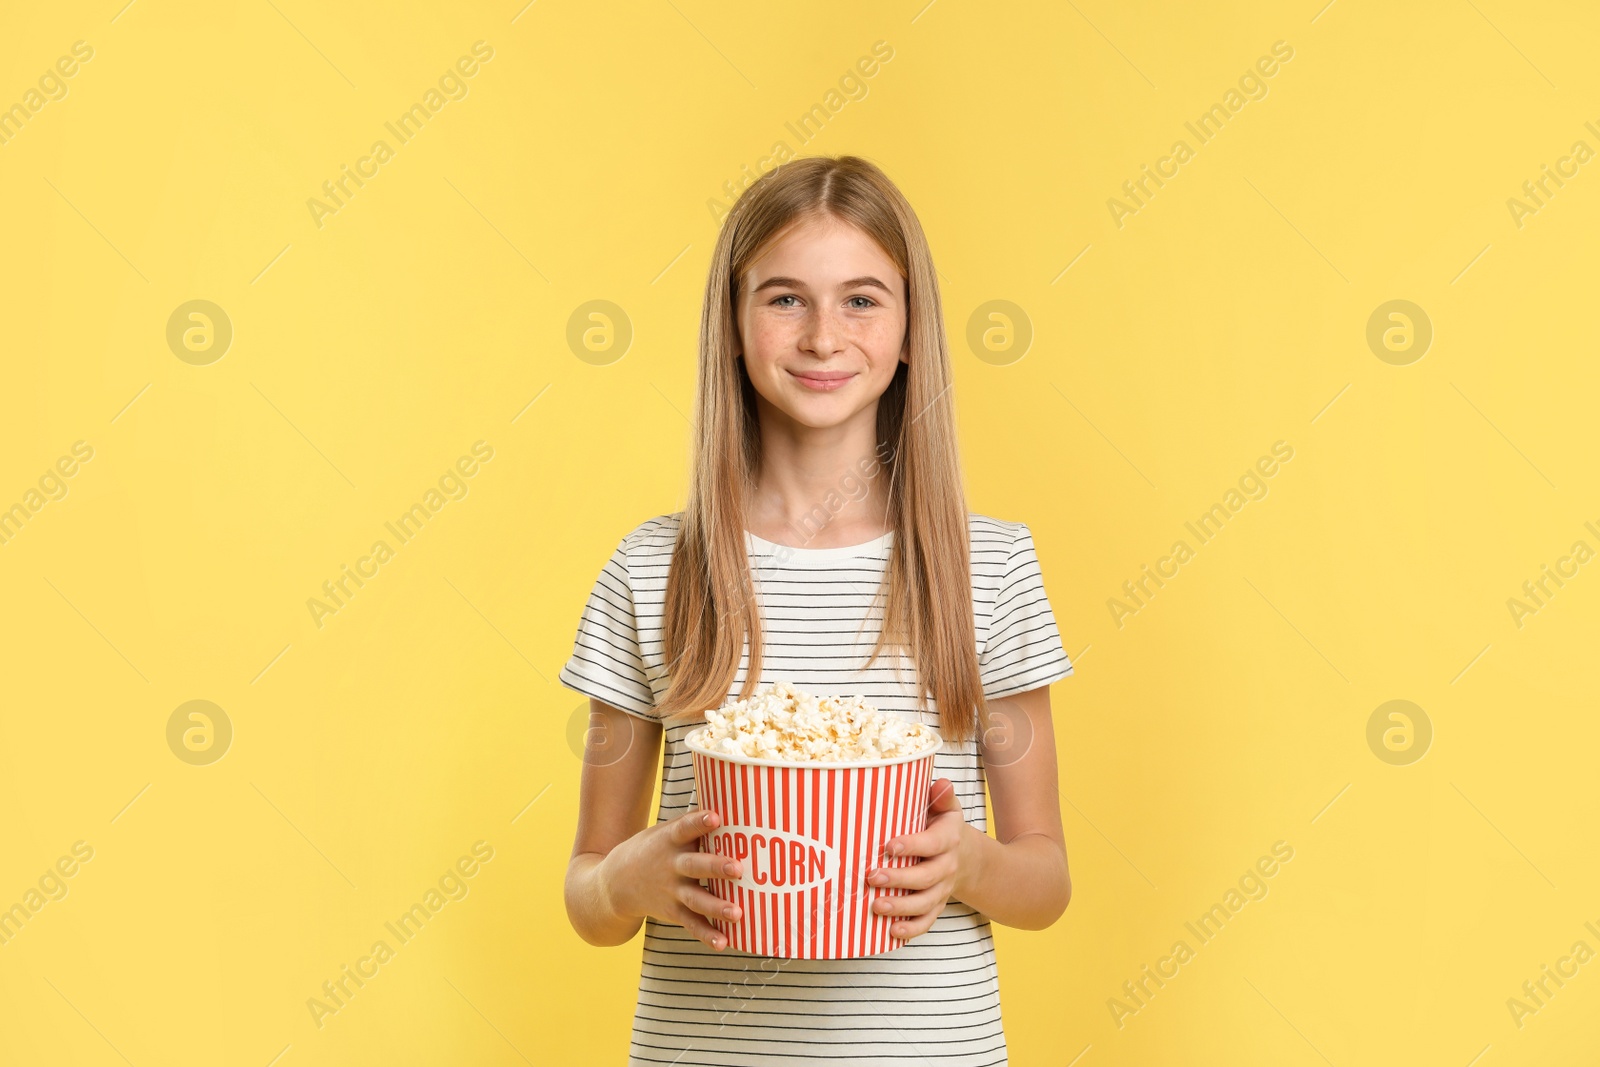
[601,808,745,950]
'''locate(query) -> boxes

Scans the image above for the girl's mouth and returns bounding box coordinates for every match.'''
[789,370,855,392]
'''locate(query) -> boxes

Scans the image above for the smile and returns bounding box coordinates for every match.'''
[788,370,855,392]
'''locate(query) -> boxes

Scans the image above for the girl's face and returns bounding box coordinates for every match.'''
[735,214,908,433]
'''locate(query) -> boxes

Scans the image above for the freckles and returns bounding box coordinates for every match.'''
[870,313,909,349]
[851,320,903,358]
[746,314,795,353]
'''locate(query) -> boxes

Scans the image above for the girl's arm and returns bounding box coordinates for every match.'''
[565,699,664,945]
[871,683,1071,935]
[953,683,1072,929]
[565,698,747,949]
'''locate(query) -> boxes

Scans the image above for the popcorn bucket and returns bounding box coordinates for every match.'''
[686,729,942,959]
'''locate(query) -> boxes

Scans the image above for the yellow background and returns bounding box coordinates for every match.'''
[2,1,1597,1063]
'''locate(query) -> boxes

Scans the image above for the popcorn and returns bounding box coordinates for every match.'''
[690,680,937,763]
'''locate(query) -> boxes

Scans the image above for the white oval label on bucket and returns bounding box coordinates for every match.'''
[708,826,837,893]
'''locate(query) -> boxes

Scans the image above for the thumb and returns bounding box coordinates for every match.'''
[928,778,960,812]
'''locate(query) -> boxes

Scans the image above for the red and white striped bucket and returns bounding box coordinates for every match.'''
[686,731,941,959]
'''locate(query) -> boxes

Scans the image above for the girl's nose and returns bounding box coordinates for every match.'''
[801,307,847,356]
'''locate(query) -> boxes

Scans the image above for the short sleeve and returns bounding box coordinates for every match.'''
[979,522,1074,699]
[557,538,660,722]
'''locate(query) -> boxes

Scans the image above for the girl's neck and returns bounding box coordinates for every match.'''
[747,415,892,550]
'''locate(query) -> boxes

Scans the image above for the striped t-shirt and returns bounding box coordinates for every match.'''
[558,511,1074,1066]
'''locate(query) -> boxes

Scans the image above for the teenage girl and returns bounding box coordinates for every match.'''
[560,155,1075,1066]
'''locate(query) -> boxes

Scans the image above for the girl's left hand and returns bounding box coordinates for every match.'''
[865,777,969,940]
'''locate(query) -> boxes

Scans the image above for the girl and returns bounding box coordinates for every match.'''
[560,154,1075,1066]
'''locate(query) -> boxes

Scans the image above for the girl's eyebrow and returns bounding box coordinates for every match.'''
[751,275,895,295]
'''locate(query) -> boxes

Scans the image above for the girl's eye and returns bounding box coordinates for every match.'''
[770,294,877,309]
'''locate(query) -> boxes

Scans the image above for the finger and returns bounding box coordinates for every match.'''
[872,884,946,918]
[670,808,722,845]
[677,880,744,925]
[674,850,744,883]
[928,779,963,817]
[865,858,940,892]
[889,907,941,940]
[671,902,733,950]
[881,786,965,857]
[882,825,952,859]
[928,778,959,811]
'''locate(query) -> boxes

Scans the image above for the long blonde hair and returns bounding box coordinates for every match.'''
[656,155,988,743]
